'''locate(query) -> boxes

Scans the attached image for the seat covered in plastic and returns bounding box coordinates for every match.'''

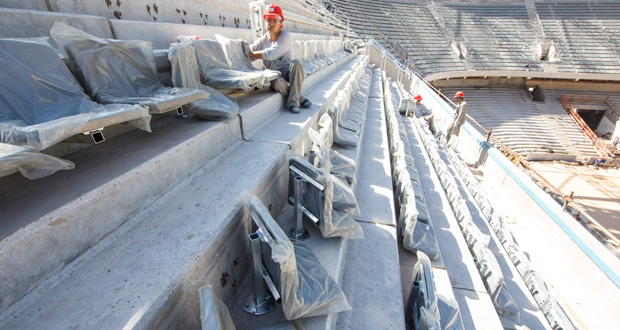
[0,38,151,151]
[0,143,74,180]
[168,42,239,121]
[288,156,363,239]
[50,22,208,114]
[191,36,279,93]
[245,194,351,320]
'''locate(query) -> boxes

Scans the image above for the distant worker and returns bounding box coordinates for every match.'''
[247,3,312,114]
[446,91,468,142]
[413,94,435,133]
[594,157,605,169]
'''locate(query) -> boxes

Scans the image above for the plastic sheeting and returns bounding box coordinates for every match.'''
[183,281,236,330]
[308,119,356,185]
[168,42,239,121]
[407,251,442,330]
[191,39,263,92]
[400,202,440,260]
[0,143,74,180]
[198,285,236,330]
[190,35,279,93]
[288,157,363,239]
[244,194,351,320]
[50,22,208,114]
[215,35,280,85]
[0,37,151,151]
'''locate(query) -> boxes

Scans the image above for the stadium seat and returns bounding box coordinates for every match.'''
[0,37,151,151]
[190,37,277,93]
[243,194,351,320]
[50,22,209,115]
[288,156,363,239]
[168,42,240,121]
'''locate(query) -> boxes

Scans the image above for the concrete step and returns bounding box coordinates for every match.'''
[227,65,376,329]
[0,55,366,328]
[336,69,406,329]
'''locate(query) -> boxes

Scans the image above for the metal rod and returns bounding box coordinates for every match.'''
[249,233,264,304]
[294,175,303,237]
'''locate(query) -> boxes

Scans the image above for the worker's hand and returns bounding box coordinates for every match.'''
[242,40,251,56]
[248,51,263,59]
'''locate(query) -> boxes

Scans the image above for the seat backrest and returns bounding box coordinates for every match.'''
[288,157,327,229]
[191,39,231,73]
[51,22,163,102]
[168,42,202,89]
[215,34,255,72]
[0,38,95,125]
[246,194,295,293]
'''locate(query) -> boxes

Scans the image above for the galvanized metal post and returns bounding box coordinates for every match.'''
[243,232,275,315]
[288,174,309,241]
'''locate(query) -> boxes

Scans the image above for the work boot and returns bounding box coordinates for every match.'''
[290,106,300,114]
[300,98,312,108]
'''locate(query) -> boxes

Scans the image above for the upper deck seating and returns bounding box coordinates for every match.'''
[0,38,151,152]
[0,143,74,179]
[50,22,209,114]
[244,194,351,320]
[168,42,240,121]
[190,36,278,93]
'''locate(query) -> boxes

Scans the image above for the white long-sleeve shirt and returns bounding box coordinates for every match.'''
[250,30,294,71]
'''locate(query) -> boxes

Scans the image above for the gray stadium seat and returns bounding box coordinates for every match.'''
[0,37,151,151]
[244,193,351,320]
[50,22,209,115]
[191,37,278,93]
[168,42,240,121]
[288,156,363,239]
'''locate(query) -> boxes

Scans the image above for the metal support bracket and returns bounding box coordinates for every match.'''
[83,128,105,144]
[243,232,276,315]
[288,174,310,241]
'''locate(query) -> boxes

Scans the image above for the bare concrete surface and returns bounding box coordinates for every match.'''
[528,161,620,240]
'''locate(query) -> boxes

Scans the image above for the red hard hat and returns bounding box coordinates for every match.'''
[414,94,422,100]
[264,4,284,21]
[454,91,464,98]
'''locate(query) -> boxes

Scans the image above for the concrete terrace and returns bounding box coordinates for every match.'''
[1,1,620,330]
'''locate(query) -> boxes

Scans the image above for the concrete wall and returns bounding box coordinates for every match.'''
[0,0,341,36]
[0,7,341,50]
[596,115,615,137]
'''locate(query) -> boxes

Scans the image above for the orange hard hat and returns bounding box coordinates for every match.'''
[414,94,422,100]
[454,91,464,98]
[264,4,284,21]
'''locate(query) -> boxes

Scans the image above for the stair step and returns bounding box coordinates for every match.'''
[337,69,405,329]
[0,55,365,328]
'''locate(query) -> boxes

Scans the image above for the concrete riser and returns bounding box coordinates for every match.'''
[0,118,241,312]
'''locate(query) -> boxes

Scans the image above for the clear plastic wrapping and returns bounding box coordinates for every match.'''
[0,37,151,151]
[0,143,74,180]
[288,157,363,239]
[50,22,208,114]
[191,39,264,92]
[244,194,351,320]
[215,35,280,86]
[183,281,236,330]
[199,285,236,330]
[168,42,239,121]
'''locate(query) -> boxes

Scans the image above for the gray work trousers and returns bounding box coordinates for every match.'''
[271,59,305,107]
